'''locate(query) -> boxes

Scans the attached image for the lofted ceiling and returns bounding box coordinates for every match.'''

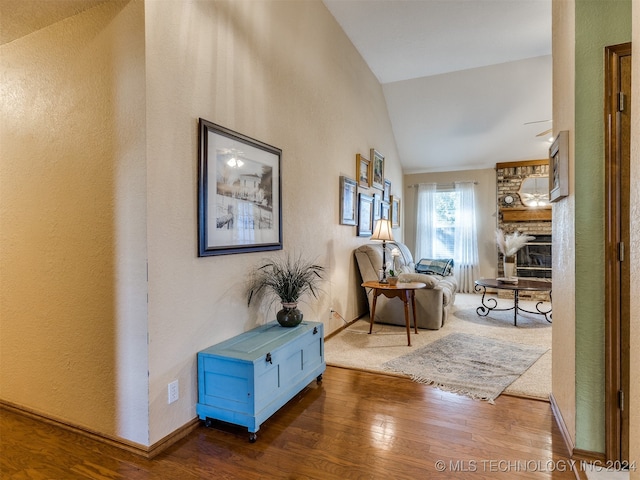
[2,0,552,174]
[0,0,108,45]
[323,0,553,173]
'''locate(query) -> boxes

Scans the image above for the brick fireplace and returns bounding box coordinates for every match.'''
[496,159,552,299]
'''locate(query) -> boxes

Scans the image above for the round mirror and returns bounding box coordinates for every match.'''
[519,176,549,207]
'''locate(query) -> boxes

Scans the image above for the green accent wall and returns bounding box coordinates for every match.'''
[574,0,630,452]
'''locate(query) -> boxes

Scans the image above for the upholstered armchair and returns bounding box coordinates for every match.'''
[354,242,457,330]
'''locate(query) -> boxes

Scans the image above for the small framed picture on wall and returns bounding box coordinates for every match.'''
[383,179,391,202]
[356,153,371,188]
[370,149,385,190]
[373,193,381,221]
[391,195,401,228]
[357,193,374,236]
[339,176,358,226]
[549,130,569,202]
[381,201,390,221]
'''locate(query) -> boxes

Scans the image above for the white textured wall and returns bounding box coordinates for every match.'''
[1,0,402,447]
[550,0,576,447]
[143,0,402,444]
[0,1,150,445]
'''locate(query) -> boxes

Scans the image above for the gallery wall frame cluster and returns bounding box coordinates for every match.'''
[340,148,401,236]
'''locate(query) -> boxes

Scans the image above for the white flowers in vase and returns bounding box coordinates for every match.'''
[496,229,535,282]
[389,247,401,277]
[495,229,535,258]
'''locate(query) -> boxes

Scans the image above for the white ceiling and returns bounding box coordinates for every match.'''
[323,0,553,173]
[2,0,552,173]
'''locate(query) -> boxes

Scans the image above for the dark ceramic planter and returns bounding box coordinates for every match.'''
[276,303,303,327]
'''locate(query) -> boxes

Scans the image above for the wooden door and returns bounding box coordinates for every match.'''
[604,42,630,462]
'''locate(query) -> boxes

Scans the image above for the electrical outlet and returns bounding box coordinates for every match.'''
[168,380,179,404]
[329,307,334,320]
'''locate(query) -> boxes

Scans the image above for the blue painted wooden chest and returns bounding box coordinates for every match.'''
[196,320,325,441]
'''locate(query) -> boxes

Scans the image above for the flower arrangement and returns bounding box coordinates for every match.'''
[388,247,401,277]
[495,229,535,258]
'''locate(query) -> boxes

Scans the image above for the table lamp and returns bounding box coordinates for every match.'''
[370,219,394,283]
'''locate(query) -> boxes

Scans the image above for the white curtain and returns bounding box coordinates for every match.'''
[415,182,479,293]
[415,183,437,260]
[453,182,479,292]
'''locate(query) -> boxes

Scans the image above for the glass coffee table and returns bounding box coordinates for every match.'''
[474,278,552,326]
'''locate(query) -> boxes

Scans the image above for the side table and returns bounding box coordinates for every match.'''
[361,281,426,346]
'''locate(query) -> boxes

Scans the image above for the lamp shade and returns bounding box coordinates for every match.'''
[370,219,394,242]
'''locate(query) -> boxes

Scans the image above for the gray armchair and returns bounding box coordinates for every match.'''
[354,242,457,330]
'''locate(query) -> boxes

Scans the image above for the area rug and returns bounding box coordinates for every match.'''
[382,332,548,403]
[324,293,551,400]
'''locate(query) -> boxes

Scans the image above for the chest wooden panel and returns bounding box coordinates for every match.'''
[196,321,325,441]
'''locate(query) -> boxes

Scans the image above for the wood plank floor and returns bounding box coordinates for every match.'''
[1,366,576,479]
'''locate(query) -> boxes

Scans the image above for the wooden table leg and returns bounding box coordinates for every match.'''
[410,290,419,334]
[369,289,379,334]
[402,291,411,346]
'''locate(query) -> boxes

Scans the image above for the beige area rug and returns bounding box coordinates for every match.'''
[383,332,547,403]
[324,293,552,400]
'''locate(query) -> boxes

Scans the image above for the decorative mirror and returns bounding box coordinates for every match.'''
[518,175,549,207]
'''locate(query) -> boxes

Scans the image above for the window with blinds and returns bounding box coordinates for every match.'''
[433,190,459,258]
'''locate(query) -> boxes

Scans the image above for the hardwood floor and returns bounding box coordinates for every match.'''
[1,366,576,479]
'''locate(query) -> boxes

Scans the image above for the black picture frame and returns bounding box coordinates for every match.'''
[198,118,282,256]
[357,193,374,237]
[340,175,358,226]
[549,130,569,202]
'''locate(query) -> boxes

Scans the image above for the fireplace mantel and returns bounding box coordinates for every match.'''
[500,206,552,222]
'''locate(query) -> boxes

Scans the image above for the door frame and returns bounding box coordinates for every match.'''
[604,41,631,462]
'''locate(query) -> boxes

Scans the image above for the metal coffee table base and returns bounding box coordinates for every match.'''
[474,282,552,326]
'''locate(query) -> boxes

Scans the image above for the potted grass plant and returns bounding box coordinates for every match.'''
[247,254,324,327]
